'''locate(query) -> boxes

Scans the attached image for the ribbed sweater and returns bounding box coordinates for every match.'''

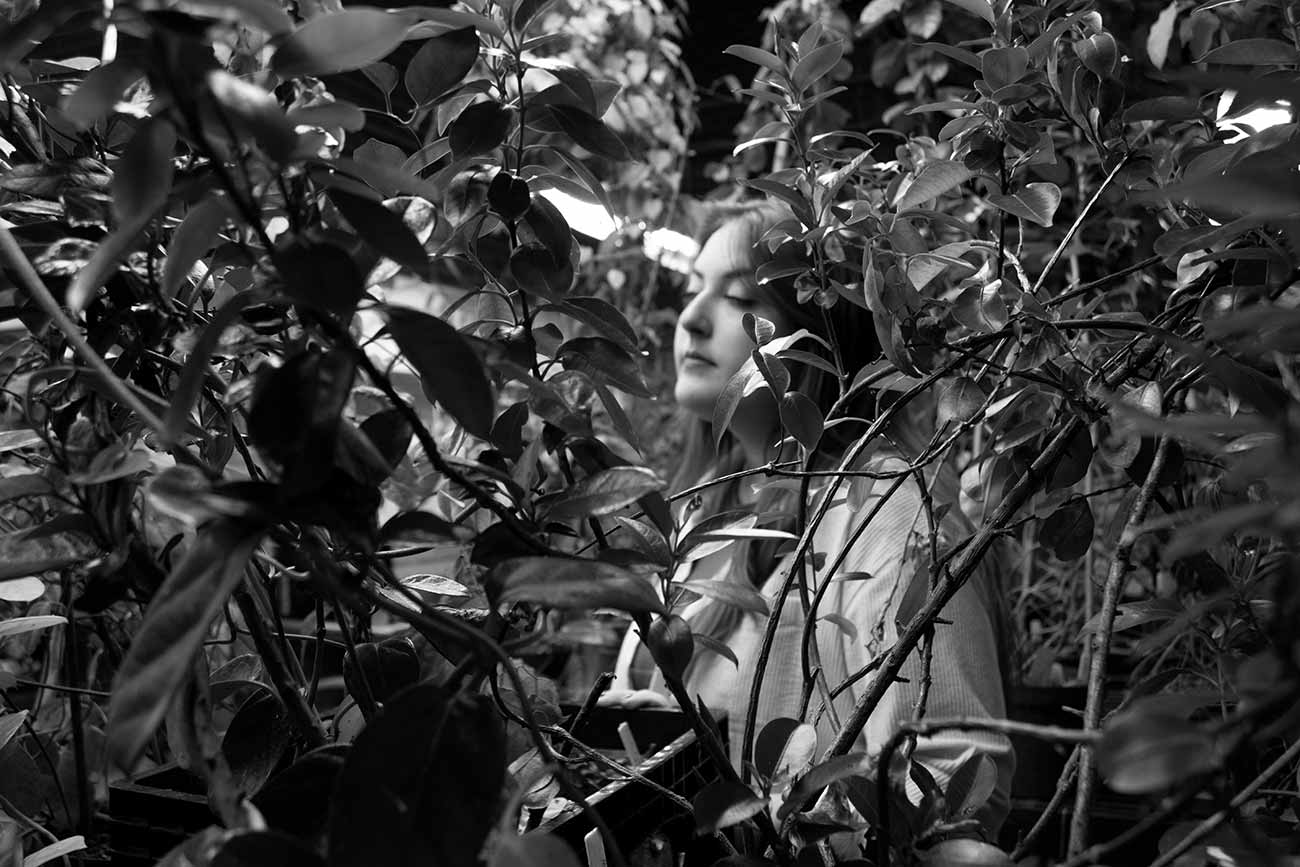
[612,461,1014,833]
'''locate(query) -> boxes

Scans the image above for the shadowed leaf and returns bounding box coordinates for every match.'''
[273,9,411,76]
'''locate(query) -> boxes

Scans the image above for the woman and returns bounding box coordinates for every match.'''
[604,201,1014,834]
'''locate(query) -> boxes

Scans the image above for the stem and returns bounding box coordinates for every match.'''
[332,599,379,720]
[1067,436,1171,855]
[1010,745,1079,859]
[1031,153,1132,297]
[876,718,1099,867]
[233,586,327,749]
[59,579,90,838]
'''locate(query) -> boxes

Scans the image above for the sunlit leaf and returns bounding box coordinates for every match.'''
[894,161,972,211]
[544,466,666,520]
[692,780,765,834]
[988,182,1061,227]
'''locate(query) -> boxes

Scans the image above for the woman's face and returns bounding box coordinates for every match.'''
[673,220,789,421]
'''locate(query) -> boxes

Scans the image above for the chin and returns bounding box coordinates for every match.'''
[674,384,718,421]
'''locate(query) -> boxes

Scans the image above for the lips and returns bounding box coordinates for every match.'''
[681,350,715,366]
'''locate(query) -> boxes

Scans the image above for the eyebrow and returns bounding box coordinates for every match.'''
[688,267,757,282]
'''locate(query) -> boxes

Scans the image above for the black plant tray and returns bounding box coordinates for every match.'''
[540,706,727,862]
[106,764,212,865]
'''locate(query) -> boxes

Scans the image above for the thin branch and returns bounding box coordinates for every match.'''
[1067,436,1171,855]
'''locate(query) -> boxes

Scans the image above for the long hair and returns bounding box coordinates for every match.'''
[665,200,1012,687]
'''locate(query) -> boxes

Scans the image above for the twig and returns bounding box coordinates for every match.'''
[1031,153,1133,297]
[233,586,327,749]
[1067,436,1170,855]
[0,227,169,440]
[1147,736,1300,867]
[1011,745,1079,859]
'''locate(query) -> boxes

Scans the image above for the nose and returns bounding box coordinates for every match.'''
[678,291,710,338]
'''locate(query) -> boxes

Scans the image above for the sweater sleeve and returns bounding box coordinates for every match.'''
[812,467,1015,834]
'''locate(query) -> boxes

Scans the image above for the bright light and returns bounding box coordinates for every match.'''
[643,227,698,274]
[1216,93,1292,143]
[538,187,618,240]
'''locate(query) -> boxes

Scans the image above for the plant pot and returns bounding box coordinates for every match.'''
[539,706,726,864]
[105,764,212,866]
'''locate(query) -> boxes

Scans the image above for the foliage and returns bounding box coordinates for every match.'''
[0,0,1298,866]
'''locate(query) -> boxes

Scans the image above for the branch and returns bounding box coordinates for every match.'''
[1067,436,1170,855]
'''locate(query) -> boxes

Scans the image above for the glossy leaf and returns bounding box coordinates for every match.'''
[1040,498,1094,562]
[544,466,666,519]
[0,615,64,641]
[222,693,293,798]
[328,683,505,867]
[486,557,666,614]
[894,161,972,211]
[162,195,232,299]
[111,116,174,224]
[779,391,823,451]
[488,833,581,867]
[1045,425,1093,491]
[988,182,1062,227]
[1097,704,1218,794]
[791,40,844,92]
[724,44,787,77]
[944,750,998,818]
[918,839,1015,867]
[62,60,141,129]
[330,190,431,277]
[1199,38,1300,65]
[547,104,630,160]
[936,377,986,428]
[693,780,765,834]
[448,101,512,157]
[405,26,479,105]
[273,9,411,76]
[942,0,993,26]
[776,752,873,820]
[981,46,1028,90]
[676,579,769,616]
[646,614,694,679]
[385,306,494,438]
[108,520,264,771]
[952,282,1008,333]
[206,70,297,164]
[557,337,651,397]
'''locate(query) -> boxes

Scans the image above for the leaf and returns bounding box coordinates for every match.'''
[779,391,823,451]
[62,60,142,129]
[1096,704,1219,794]
[918,839,1015,867]
[16,835,86,867]
[0,431,41,453]
[723,44,787,77]
[0,615,65,640]
[251,748,345,842]
[953,282,1007,333]
[163,294,256,446]
[448,101,513,157]
[543,297,638,353]
[162,196,232,299]
[328,683,505,867]
[405,26,480,106]
[0,577,43,602]
[792,40,845,93]
[488,833,581,867]
[547,104,631,162]
[544,466,666,520]
[1045,425,1093,491]
[936,376,986,428]
[205,70,297,164]
[211,830,323,867]
[944,750,997,818]
[556,337,651,398]
[486,557,666,614]
[111,116,175,224]
[820,612,858,641]
[277,240,366,317]
[776,752,873,821]
[386,306,494,438]
[380,511,470,544]
[1040,498,1094,562]
[894,161,973,211]
[1123,96,1202,123]
[1147,1,1179,69]
[0,710,27,755]
[330,190,431,277]
[0,528,95,580]
[676,579,769,616]
[988,182,1061,227]
[760,720,817,782]
[693,633,739,668]
[108,520,264,771]
[1199,39,1300,65]
[941,0,993,26]
[693,780,765,834]
[222,692,294,797]
[273,9,412,77]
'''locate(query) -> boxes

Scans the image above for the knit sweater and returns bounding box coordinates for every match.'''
[612,462,1015,833]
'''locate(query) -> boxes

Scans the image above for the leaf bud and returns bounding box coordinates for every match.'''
[646,614,694,680]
